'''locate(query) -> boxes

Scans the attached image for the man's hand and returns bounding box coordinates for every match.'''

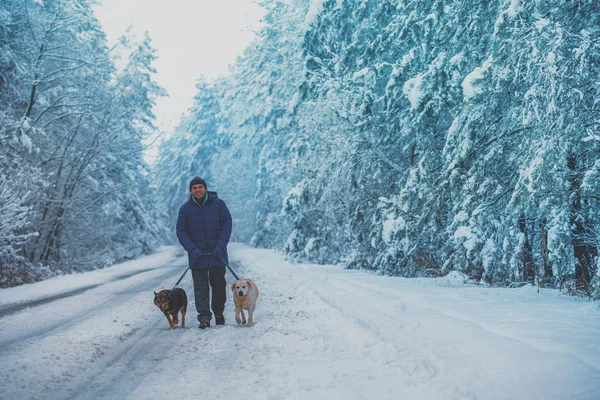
[191,248,202,261]
[212,247,223,260]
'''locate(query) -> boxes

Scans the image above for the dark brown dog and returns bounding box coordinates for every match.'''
[153,287,187,329]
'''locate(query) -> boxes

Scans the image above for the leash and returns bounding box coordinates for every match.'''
[221,256,240,280]
[196,252,240,280]
[172,267,190,291]
[172,252,239,290]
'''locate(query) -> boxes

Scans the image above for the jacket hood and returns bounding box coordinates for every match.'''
[206,191,218,202]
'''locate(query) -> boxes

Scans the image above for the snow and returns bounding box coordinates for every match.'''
[305,0,328,27]
[282,180,305,214]
[352,67,371,80]
[493,0,520,37]
[19,130,33,153]
[401,48,415,67]
[582,160,600,189]
[453,210,469,223]
[520,153,544,193]
[462,67,484,100]
[382,213,406,244]
[535,18,550,31]
[402,74,424,110]
[505,0,519,18]
[304,237,317,256]
[443,270,469,285]
[481,238,497,271]
[449,52,464,66]
[0,246,178,309]
[1,244,599,399]
[582,135,600,143]
[454,225,478,251]
[288,91,300,113]
[462,58,493,101]
[385,66,400,91]
[424,13,438,25]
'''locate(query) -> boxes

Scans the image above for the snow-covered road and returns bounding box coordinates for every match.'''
[1,244,599,400]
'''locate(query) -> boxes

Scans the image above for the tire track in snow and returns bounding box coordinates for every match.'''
[250,261,447,398]
[0,267,160,319]
[56,257,402,400]
[195,256,449,400]
[270,266,600,400]
[57,261,249,400]
[323,273,600,375]
[0,266,180,351]
[0,263,192,400]
[61,315,169,400]
[293,271,529,399]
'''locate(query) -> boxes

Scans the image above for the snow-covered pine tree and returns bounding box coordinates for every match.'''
[154,0,600,294]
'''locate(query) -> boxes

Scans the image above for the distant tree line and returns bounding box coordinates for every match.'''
[0,0,167,287]
[157,0,598,298]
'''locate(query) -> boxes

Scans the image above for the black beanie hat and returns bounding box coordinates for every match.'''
[189,176,207,191]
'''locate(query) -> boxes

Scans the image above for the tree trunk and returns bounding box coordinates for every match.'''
[567,155,596,291]
[25,42,46,118]
[518,213,535,283]
[539,217,552,287]
[24,73,38,118]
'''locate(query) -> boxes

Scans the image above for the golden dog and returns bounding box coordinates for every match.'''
[231,279,259,327]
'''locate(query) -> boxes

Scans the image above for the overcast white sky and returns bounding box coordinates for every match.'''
[93,0,265,163]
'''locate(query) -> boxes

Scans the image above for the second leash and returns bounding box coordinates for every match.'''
[173,252,240,289]
[220,256,240,281]
[197,251,240,280]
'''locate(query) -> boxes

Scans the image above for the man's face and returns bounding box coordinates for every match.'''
[191,184,206,200]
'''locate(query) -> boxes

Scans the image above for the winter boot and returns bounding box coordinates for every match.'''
[198,320,210,329]
[215,315,225,325]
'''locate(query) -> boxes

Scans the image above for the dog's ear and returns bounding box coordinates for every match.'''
[231,283,236,292]
[246,281,252,288]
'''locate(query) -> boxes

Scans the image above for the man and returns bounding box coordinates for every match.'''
[176,177,232,329]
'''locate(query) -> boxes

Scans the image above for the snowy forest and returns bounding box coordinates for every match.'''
[0,0,167,286]
[2,0,600,299]
[157,0,600,298]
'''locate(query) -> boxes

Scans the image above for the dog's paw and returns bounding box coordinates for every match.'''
[235,317,241,325]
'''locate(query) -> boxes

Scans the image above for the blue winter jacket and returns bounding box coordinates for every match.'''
[176,191,232,269]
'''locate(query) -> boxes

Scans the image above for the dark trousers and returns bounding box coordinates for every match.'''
[191,266,226,322]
